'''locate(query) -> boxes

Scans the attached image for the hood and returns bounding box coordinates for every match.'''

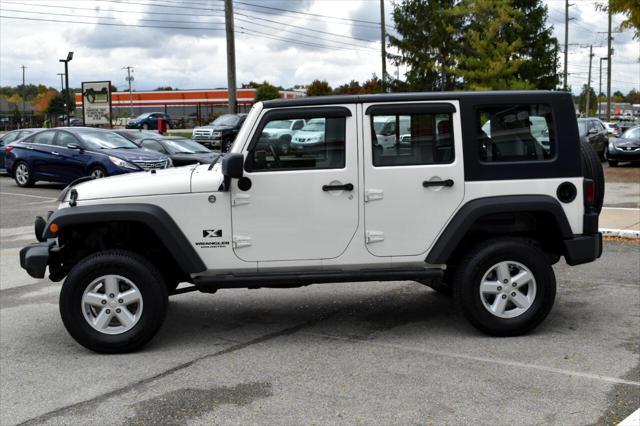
[69,165,197,202]
[99,147,168,162]
[197,124,234,131]
[612,137,640,148]
[171,152,219,164]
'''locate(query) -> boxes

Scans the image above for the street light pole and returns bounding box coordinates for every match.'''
[59,52,73,127]
[57,73,64,93]
[20,65,27,124]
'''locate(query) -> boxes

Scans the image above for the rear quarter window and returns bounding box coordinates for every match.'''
[476,104,554,163]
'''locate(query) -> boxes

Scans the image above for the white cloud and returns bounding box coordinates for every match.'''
[0,0,636,95]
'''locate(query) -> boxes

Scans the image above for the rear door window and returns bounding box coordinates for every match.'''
[30,131,56,146]
[476,104,554,162]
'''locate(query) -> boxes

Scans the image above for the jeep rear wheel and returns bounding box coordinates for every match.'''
[580,140,605,213]
[453,238,556,336]
[59,250,168,353]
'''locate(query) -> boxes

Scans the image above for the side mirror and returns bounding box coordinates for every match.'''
[588,128,598,135]
[67,143,83,151]
[221,153,244,179]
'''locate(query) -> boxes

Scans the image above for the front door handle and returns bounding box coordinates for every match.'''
[423,179,454,188]
[51,151,60,156]
[322,183,354,191]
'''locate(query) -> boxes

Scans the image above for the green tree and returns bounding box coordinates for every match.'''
[599,0,640,38]
[255,81,280,101]
[578,84,597,116]
[46,93,67,116]
[453,0,533,90]
[388,0,462,91]
[626,88,640,103]
[507,0,560,89]
[335,80,362,95]
[361,76,385,94]
[306,80,333,96]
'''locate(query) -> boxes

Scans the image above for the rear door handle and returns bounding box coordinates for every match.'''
[423,179,454,188]
[322,183,354,191]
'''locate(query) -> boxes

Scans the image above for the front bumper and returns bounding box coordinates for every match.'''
[563,233,602,266]
[20,241,54,279]
[608,147,640,162]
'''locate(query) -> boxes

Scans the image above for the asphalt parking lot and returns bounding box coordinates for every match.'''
[0,167,638,425]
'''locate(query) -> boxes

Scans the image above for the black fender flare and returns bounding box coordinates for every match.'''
[426,195,574,264]
[44,203,206,274]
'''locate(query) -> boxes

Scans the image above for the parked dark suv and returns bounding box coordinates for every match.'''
[577,118,608,159]
[126,112,173,130]
[192,114,247,151]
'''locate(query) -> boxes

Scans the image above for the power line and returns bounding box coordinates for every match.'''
[3,0,382,46]
[0,7,225,27]
[0,14,223,31]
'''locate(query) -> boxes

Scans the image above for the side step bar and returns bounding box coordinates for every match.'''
[193,267,443,290]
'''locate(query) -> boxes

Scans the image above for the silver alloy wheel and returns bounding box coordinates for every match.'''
[90,168,105,178]
[479,261,537,319]
[81,275,144,335]
[15,163,29,185]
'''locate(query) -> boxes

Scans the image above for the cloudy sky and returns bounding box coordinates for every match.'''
[0,0,638,95]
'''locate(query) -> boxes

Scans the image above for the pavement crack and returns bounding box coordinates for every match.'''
[16,308,339,426]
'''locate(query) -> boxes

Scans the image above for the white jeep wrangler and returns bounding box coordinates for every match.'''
[20,91,604,353]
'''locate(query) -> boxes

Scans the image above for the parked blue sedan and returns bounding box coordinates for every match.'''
[0,128,41,173]
[4,128,172,187]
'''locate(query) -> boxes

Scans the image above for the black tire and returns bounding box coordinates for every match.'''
[59,250,168,353]
[608,159,618,167]
[580,140,605,213]
[13,161,35,187]
[453,237,556,336]
[88,165,107,179]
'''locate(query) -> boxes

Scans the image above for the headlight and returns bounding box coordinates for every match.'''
[109,156,138,170]
[212,132,222,137]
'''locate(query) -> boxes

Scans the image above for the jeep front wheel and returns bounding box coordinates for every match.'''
[59,250,168,353]
[453,238,556,336]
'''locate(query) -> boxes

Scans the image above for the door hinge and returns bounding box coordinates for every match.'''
[365,230,385,244]
[232,235,252,249]
[364,189,384,202]
[232,193,250,206]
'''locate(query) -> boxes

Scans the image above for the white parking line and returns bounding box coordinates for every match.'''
[0,192,56,200]
[618,408,640,426]
[602,207,640,211]
[304,332,640,387]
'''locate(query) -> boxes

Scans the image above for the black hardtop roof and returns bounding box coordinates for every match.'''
[262,90,570,109]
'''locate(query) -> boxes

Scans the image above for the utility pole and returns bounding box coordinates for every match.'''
[606,3,612,121]
[20,65,26,123]
[380,0,387,91]
[122,66,134,116]
[57,73,64,93]
[598,57,607,118]
[585,45,594,117]
[563,0,570,91]
[224,0,237,114]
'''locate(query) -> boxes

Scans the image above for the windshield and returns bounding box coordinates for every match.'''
[163,138,211,154]
[211,114,240,126]
[134,113,151,120]
[301,121,324,132]
[622,127,639,139]
[122,130,161,141]
[577,120,588,135]
[265,120,292,130]
[80,132,140,149]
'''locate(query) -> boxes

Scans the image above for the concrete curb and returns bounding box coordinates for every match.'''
[600,228,640,239]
